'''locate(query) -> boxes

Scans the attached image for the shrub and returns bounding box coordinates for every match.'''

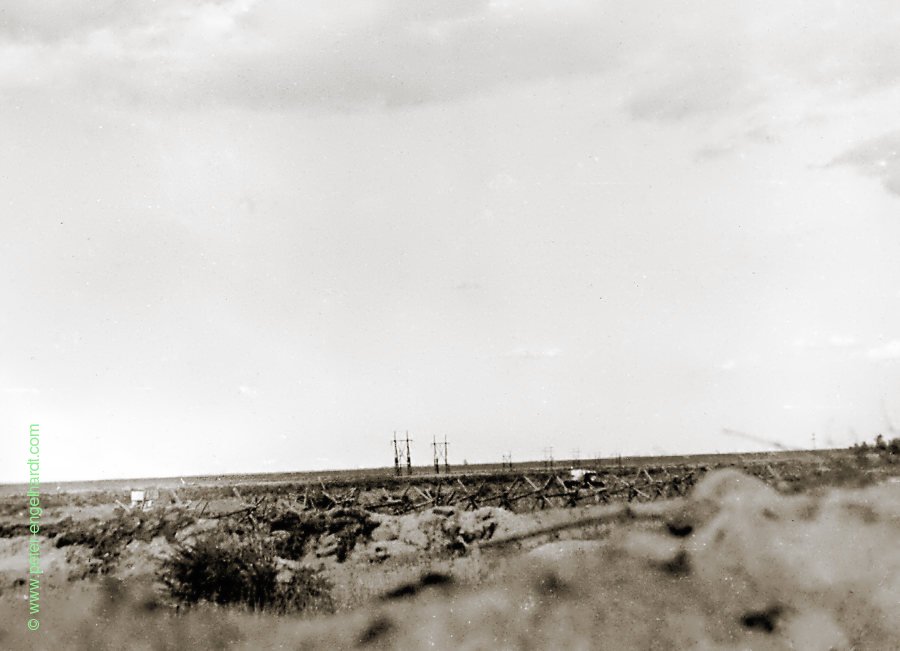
[268,506,379,562]
[162,529,333,614]
[53,508,197,574]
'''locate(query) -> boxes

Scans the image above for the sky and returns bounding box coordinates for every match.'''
[2,1,900,482]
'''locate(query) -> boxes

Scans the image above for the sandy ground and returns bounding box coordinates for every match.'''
[1,467,899,649]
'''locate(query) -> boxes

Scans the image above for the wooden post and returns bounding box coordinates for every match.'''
[405,431,413,476]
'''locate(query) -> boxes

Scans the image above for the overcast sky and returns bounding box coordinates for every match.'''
[2,1,900,482]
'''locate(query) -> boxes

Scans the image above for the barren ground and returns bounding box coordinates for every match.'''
[1,450,898,650]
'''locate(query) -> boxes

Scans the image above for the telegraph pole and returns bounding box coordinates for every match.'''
[432,435,440,474]
[391,431,402,476]
[443,435,449,474]
[404,430,412,476]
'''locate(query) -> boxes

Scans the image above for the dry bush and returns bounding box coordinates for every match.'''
[161,529,334,614]
[267,506,379,562]
[52,508,196,574]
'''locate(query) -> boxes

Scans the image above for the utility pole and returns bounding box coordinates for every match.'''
[391,431,401,476]
[432,435,440,474]
[404,430,412,476]
[443,435,449,474]
[543,446,554,471]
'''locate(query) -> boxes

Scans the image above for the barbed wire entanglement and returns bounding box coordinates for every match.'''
[167,450,898,520]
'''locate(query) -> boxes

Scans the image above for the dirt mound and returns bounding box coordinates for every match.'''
[293,469,900,649]
[359,506,527,562]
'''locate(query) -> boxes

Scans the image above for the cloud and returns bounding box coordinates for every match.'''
[0,387,40,395]
[866,340,900,361]
[793,336,900,362]
[626,62,754,122]
[0,1,170,42]
[5,0,895,118]
[694,125,783,162]
[238,385,259,397]
[505,346,562,359]
[792,334,860,350]
[829,131,900,198]
[0,0,623,110]
[695,144,736,162]
[827,335,859,348]
[718,353,762,371]
[634,1,900,120]
[2,0,898,170]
